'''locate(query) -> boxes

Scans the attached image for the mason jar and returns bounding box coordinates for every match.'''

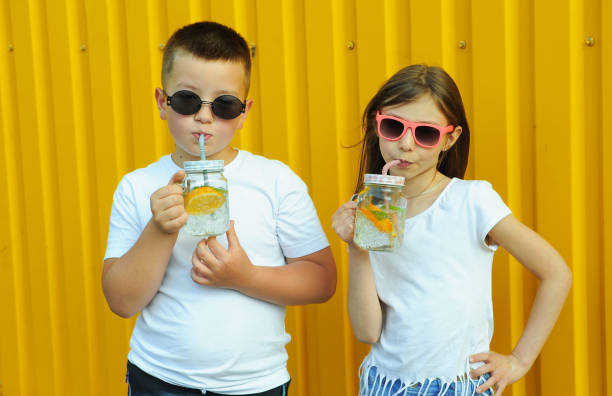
[182,160,229,237]
[353,174,406,252]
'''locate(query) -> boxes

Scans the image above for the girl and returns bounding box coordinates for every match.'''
[332,64,571,396]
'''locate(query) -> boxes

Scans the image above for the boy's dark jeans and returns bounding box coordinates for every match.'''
[127,361,290,396]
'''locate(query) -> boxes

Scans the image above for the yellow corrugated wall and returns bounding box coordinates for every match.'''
[0,0,609,395]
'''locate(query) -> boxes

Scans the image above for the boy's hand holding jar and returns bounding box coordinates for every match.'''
[150,170,188,234]
[191,220,255,289]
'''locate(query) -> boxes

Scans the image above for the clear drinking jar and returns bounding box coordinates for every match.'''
[353,174,406,252]
[182,160,229,237]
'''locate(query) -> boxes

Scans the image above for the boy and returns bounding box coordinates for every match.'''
[102,21,336,395]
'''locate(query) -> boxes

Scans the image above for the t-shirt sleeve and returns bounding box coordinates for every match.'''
[275,169,329,258]
[104,176,144,260]
[472,181,512,251]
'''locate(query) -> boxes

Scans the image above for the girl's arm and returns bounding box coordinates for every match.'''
[333,201,383,344]
[346,244,383,343]
[470,214,572,395]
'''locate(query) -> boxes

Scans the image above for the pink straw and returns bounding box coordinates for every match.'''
[382,160,401,175]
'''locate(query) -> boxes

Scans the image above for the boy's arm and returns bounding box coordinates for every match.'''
[246,246,336,305]
[102,171,187,318]
[191,221,336,305]
[102,220,179,318]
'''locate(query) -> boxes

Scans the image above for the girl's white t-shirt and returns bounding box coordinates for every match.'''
[363,178,511,386]
[105,150,329,394]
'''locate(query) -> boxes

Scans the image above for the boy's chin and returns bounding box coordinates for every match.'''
[190,151,204,159]
[184,152,203,161]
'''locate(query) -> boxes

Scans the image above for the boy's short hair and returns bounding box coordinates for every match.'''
[161,21,251,94]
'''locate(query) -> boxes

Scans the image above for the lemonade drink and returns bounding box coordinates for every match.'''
[182,160,229,236]
[353,174,406,252]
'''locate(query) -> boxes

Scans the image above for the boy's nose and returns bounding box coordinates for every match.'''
[194,102,214,122]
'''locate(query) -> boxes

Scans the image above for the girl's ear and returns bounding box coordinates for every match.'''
[442,126,463,151]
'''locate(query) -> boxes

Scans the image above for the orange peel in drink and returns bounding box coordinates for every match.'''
[359,204,394,234]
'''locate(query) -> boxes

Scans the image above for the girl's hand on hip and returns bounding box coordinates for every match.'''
[191,220,254,289]
[469,351,528,395]
[150,170,187,234]
[332,201,357,244]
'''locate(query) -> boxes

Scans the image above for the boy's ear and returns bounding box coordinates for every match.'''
[235,98,254,130]
[155,88,167,120]
[442,126,462,151]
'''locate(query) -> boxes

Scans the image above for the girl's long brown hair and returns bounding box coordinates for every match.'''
[354,64,470,194]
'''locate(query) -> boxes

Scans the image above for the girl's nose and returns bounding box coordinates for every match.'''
[398,128,416,150]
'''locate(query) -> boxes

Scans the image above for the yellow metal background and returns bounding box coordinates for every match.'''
[0,1,609,395]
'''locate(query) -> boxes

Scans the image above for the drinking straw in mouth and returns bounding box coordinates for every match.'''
[199,134,206,160]
[199,134,208,184]
[380,160,401,210]
[382,159,401,175]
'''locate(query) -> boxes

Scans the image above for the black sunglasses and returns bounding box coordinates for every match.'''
[165,90,246,119]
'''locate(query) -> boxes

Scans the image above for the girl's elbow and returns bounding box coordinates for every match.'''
[547,261,573,296]
[350,317,382,344]
[562,264,573,292]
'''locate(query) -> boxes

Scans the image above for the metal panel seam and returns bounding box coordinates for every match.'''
[569,0,589,393]
[65,0,98,393]
[441,0,456,75]
[28,0,63,393]
[503,1,526,394]
[383,0,399,77]
[0,2,28,392]
[331,1,356,394]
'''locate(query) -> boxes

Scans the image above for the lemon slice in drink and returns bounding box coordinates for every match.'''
[185,186,226,215]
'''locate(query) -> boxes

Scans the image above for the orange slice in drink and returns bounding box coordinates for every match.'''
[184,186,226,215]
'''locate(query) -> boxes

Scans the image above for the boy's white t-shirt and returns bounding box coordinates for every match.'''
[105,149,329,394]
[361,178,512,389]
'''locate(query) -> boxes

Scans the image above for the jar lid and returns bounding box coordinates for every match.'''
[364,173,405,186]
[183,160,224,172]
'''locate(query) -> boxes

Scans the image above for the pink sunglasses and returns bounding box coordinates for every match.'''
[376,111,454,148]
